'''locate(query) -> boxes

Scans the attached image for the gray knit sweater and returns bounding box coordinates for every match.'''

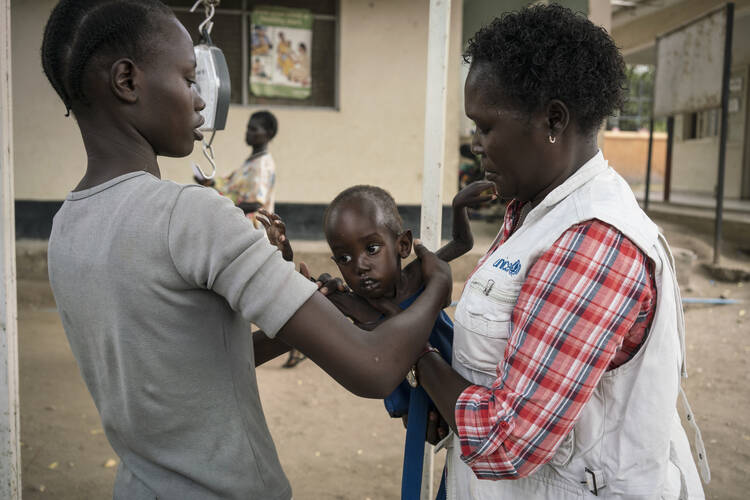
[48,171,316,499]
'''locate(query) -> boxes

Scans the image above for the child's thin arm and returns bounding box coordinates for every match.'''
[436,180,497,262]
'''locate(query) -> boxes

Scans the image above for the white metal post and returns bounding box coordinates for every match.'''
[420,0,451,498]
[421,0,451,251]
[0,0,21,498]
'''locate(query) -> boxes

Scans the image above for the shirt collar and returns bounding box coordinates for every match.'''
[537,149,608,209]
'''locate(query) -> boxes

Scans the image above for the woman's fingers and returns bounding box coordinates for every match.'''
[469,179,497,194]
[257,208,275,219]
[299,262,311,280]
[426,410,449,445]
[466,194,498,207]
[426,411,440,445]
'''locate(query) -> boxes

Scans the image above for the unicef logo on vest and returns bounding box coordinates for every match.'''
[492,257,521,276]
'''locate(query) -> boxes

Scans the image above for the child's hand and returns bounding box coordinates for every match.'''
[297,266,351,296]
[313,273,348,295]
[257,209,294,261]
[452,180,497,210]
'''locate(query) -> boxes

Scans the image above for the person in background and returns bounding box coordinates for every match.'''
[195,110,277,229]
[458,144,482,192]
[199,111,306,368]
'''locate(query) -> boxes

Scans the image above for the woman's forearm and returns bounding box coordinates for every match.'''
[277,273,450,398]
[416,351,471,432]
[253,330,292,366]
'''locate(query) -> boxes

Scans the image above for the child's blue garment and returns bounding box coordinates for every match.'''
[384,291,453,500]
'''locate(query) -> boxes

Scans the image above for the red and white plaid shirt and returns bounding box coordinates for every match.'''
[455,200,656,479]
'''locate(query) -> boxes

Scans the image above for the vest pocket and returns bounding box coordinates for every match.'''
[549,428,575,467]
[454,280,520,378]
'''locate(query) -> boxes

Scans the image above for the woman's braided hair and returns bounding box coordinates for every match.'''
[464,3,626,133]
[41,0,174,115]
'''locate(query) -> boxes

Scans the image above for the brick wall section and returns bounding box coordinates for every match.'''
[602,130,667,183]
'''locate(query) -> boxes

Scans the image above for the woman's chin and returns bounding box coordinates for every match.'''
[159,141,196,159]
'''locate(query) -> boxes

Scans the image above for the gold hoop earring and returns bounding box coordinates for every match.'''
[549,134,556,144]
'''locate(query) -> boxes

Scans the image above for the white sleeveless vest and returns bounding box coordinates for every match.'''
[446,151,709,499]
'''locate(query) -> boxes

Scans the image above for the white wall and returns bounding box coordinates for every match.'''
[669,12,750,198]
[13,0,463,206]
[614,3,750,199]
[671,136,744,197]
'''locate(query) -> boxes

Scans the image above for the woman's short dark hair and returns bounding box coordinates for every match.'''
[41,0,174,115]
[250,110,278,140]
[464,3,626,133]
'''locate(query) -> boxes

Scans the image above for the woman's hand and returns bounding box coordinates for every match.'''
[415,240,453,308]
[452,180,497,210]
[257,209,294,262]
[426,410,450,445]
[401,410,450,445]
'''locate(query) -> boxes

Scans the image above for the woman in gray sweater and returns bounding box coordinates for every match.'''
[41,1,452,498]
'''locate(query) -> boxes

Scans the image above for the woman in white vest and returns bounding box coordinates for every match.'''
[411,5,710,499]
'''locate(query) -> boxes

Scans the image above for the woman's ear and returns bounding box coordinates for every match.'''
[546,99,570,138]
[397,230,413,259]
[110,58,139,104]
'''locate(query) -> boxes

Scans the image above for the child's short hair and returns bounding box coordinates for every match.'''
[324,185,403,236]
[250,110,278,140]
[41,0,173,114]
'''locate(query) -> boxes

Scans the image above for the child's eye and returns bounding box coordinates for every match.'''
[335,255,352,264]
[366,244,381,255]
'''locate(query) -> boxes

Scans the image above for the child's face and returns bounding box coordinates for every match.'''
[326,202,411,300]
[245,118,270,147]
[136,17,205,157]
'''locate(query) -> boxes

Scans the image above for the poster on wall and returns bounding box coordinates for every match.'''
[250,6,313,99]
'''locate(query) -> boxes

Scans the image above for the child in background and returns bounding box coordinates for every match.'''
[195,110,277,228]
[260,181,497,499]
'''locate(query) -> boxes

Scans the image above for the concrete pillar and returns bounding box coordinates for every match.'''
[588,0,612,31]
[0,0,22,497]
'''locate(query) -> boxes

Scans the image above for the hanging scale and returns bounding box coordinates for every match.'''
[190,0,231,180]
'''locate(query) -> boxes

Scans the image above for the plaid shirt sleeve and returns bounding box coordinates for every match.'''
[455,219,655,479]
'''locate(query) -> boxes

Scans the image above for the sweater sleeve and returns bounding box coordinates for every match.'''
[167,185,317,337]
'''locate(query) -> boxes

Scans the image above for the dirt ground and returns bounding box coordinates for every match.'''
[16,219,750,499]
